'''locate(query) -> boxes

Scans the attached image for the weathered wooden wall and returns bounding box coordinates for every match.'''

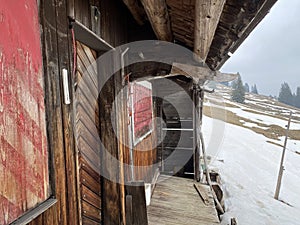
[0,1,50,224]
[133,124,158,182]
[1,0,164,224]
[27,0,131,225]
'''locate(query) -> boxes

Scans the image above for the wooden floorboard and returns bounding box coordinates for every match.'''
[147,175,220,225]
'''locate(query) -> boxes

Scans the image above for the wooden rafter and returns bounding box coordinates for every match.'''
[171,62,215,82]
[122,0,147,25]
[194,0,226,62]
[213,0,278,70]
[171,62,238,83]
[140,0,173,41]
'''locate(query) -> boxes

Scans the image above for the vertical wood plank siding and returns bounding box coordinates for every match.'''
[28,0,131,224]
[133,129,158,182]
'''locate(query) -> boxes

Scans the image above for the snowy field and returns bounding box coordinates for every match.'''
[203,85,300,225]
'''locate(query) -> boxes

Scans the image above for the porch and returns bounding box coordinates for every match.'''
[147,175,220,225]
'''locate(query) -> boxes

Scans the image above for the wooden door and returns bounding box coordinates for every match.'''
[75,41,102,224]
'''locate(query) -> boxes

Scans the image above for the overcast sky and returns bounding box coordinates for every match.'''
[221,0,300,96]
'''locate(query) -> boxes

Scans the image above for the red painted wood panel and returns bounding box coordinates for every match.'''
[0,0,49,224]
[132,81,153,143]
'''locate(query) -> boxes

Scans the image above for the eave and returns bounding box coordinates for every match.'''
[123,0,278,71]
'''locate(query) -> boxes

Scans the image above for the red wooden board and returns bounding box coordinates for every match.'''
[131,81,153,144]
[0,1,49,224]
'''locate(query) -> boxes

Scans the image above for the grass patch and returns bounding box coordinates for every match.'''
[204,105,300,141]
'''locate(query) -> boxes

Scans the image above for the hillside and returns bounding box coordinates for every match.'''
[203,84,300,225]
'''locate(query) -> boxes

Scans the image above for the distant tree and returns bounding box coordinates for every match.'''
[295,87,300,108]
[278,82,293,105]
[251,84,258,94]
[292,93,297,107]
[244,83,250,92]
[231,75,245,103]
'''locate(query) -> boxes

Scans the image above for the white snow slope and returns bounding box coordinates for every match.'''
[203,86,300,225]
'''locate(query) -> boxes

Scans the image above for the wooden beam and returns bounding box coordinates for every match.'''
[214,0,278,70]
[171,62,215,83]
[171,62,238,83]
[133,62,237,85]
[140,0,173,41]
[214,71,238,83]
[123,0,147,25]
[227,0,278,54]
[194,0,226,62]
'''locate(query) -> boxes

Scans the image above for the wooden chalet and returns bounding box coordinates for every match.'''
[0,0,277,224]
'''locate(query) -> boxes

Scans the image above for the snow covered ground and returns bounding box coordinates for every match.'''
[203,116,300,225]
[203,85,300,225]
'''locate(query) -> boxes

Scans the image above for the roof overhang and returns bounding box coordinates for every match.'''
[122,0,278,71]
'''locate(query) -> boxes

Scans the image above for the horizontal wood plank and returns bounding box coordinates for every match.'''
[82,200,101,222]
[80,169,101,196]
[82,216,101,225]
[81,185,101,210]
[147,175,220,225]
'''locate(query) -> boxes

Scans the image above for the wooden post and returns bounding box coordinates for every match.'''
[193,86,200,182]
[160,104,165,172]
[99,53,121,225]
[129,83,135,181]
[274,111,292,200]
[126,182,148,225]
[126,195,133,225]
[199,130,224,214]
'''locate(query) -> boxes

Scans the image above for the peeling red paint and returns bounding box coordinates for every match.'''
[0,137,45,198]
[132,82,153,142]
[0,195,23,225]
[0,0,42,72]
[0,0,49,224]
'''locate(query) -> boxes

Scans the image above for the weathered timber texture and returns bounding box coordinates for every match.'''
[122,0,147,25]
[133,133,158,182]
[75,42,102,224]
[164,0,277,70]
[126,182,148,225]
[206,0,276,70]
[0,1,50,224]
[140,0,173,41]
[113,48,128,225]
[194,0,226,62]
[57,0,79,224]
[27,0,131,225]
[148,175,220,225]
[166,0,195,47]
[98,53,121,225]
[171,62,215,84]
[28,0,68,224]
